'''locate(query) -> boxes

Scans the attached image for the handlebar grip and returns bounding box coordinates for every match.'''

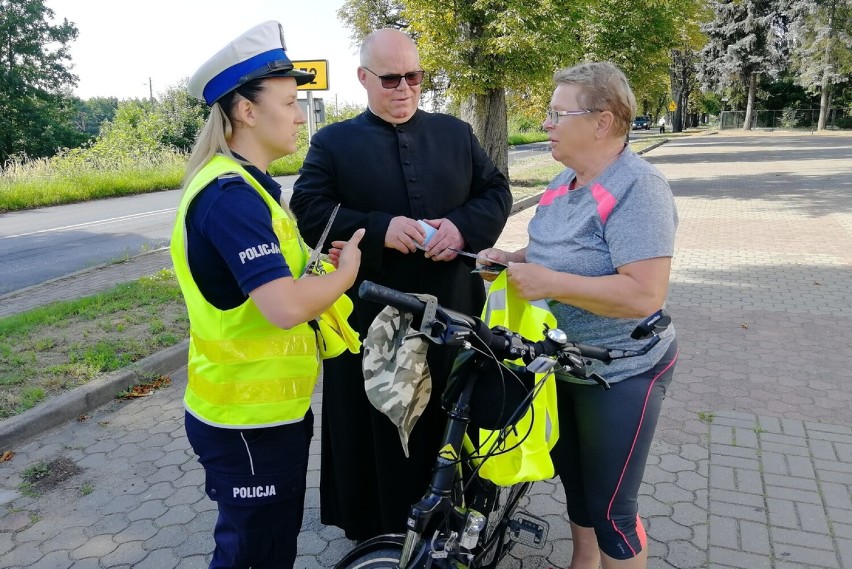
[358,281,427,316]
[575,343,612,363]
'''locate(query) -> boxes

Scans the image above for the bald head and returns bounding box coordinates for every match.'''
[357,28,422,124]
[360,29,419,68]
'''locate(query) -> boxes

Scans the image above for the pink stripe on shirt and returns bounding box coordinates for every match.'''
[538,184,569,206]
[591,183,617,223]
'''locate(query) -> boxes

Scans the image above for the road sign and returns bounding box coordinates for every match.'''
[292,60,329,91]
[668,100,677,112]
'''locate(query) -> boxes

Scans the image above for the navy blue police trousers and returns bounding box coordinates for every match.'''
[185,409,314,569]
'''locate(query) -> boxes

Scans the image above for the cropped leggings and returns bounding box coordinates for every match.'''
[550,340,678,560]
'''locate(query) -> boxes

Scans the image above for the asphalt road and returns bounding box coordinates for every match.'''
[0,142,564,295]
[0,179,296,295]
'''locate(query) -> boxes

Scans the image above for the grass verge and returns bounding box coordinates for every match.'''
[0,270,188,420]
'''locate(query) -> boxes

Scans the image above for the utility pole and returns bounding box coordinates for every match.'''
[148,77,154,103]
[306,91,316,139]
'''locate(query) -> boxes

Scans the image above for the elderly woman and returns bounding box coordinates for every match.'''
[479,62,678,569]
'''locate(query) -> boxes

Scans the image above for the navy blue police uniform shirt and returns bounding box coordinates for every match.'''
[185,160,292,310]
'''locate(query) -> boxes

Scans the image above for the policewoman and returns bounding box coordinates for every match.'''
[172,21,365,569]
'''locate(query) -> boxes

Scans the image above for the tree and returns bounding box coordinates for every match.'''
[662,0,708,132]
[93,85,206,160]
[338,0,686,174]
[70,96,120,139]
[0,0,83,163]
[577,0,680,103]
[151,80,207,152]
[337,0,407,43]
[789,0,852,130]
[338,0,586,175]
[399,1,588,176]
[700,0,789,130]
[669,50,701,130]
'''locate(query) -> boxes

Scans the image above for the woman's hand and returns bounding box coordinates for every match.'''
[475,248,510,282]
[506,262,557,301]
[328,229,365,281]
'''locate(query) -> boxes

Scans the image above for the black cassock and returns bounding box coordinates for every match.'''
[290,109,511,540]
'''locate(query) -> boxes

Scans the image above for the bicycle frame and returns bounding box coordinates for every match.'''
[338,345,541,569]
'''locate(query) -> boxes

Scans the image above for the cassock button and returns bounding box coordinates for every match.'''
[404,160,411,165]
[402,143,409,148]
[409,177,416,182]
[210,488,218,496]
[398,128,405,133]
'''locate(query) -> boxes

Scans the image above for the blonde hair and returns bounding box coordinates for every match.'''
[182,103,237,187]
[181,86,296,217]
[554,62,636,137]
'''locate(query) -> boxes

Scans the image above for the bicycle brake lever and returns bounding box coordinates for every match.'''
[527,355,558,374]
[589,373,611,390]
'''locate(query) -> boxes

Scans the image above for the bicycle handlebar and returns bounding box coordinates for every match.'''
[360,280,432,317]
[359,281,669,388]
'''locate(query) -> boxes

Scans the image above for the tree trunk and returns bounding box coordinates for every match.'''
[743,73,757,131]
[670,87,683,133]
[818,78,831,131]
[669,50,683,134]
[817,0,837,131]
[460,88,509,179]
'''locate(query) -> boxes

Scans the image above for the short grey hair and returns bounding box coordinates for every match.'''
[554,62,636,137]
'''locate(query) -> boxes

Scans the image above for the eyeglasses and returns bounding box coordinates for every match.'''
[545,109,600,125]
[362,67,425,89]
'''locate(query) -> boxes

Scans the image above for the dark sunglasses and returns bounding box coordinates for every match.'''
[362,67,425,89]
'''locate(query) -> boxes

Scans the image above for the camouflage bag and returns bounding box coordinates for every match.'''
[362,298,433,457]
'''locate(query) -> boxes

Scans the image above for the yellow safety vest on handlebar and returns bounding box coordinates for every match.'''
[476,272,560,486]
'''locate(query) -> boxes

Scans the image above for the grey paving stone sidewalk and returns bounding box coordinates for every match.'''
[1,132,850,568]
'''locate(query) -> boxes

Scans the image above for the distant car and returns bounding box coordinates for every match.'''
[632,116,651,130]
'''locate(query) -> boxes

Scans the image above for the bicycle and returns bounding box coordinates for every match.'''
[336,280,671,569]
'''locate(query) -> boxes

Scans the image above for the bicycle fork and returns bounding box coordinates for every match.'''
[398,382,485,568]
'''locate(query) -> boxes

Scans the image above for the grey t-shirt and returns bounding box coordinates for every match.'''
[526,147,678,385]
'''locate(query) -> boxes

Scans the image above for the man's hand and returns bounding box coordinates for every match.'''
[422,218,464,261]
[385,216,426,253]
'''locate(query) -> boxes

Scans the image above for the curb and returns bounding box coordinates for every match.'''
[637,138,669,155]
[0,339,188,451]
[0,246,170,306]
[510,192,543,214]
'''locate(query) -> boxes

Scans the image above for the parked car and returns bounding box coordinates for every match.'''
[632,116,651,130]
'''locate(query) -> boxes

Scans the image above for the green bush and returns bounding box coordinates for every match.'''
[1,94,557,211]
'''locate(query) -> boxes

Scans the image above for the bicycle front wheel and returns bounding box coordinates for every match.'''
[339,541,436,569]
[341,548,404,569]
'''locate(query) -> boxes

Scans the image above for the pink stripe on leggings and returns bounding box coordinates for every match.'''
[606,350,679,556]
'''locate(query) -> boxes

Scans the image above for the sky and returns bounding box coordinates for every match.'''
[45,0,368,108]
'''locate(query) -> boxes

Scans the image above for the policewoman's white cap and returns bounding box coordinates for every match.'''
[188,21,315,106]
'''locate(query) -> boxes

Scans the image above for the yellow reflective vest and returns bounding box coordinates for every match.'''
[171,155,354,428]
[476,271,560,485]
